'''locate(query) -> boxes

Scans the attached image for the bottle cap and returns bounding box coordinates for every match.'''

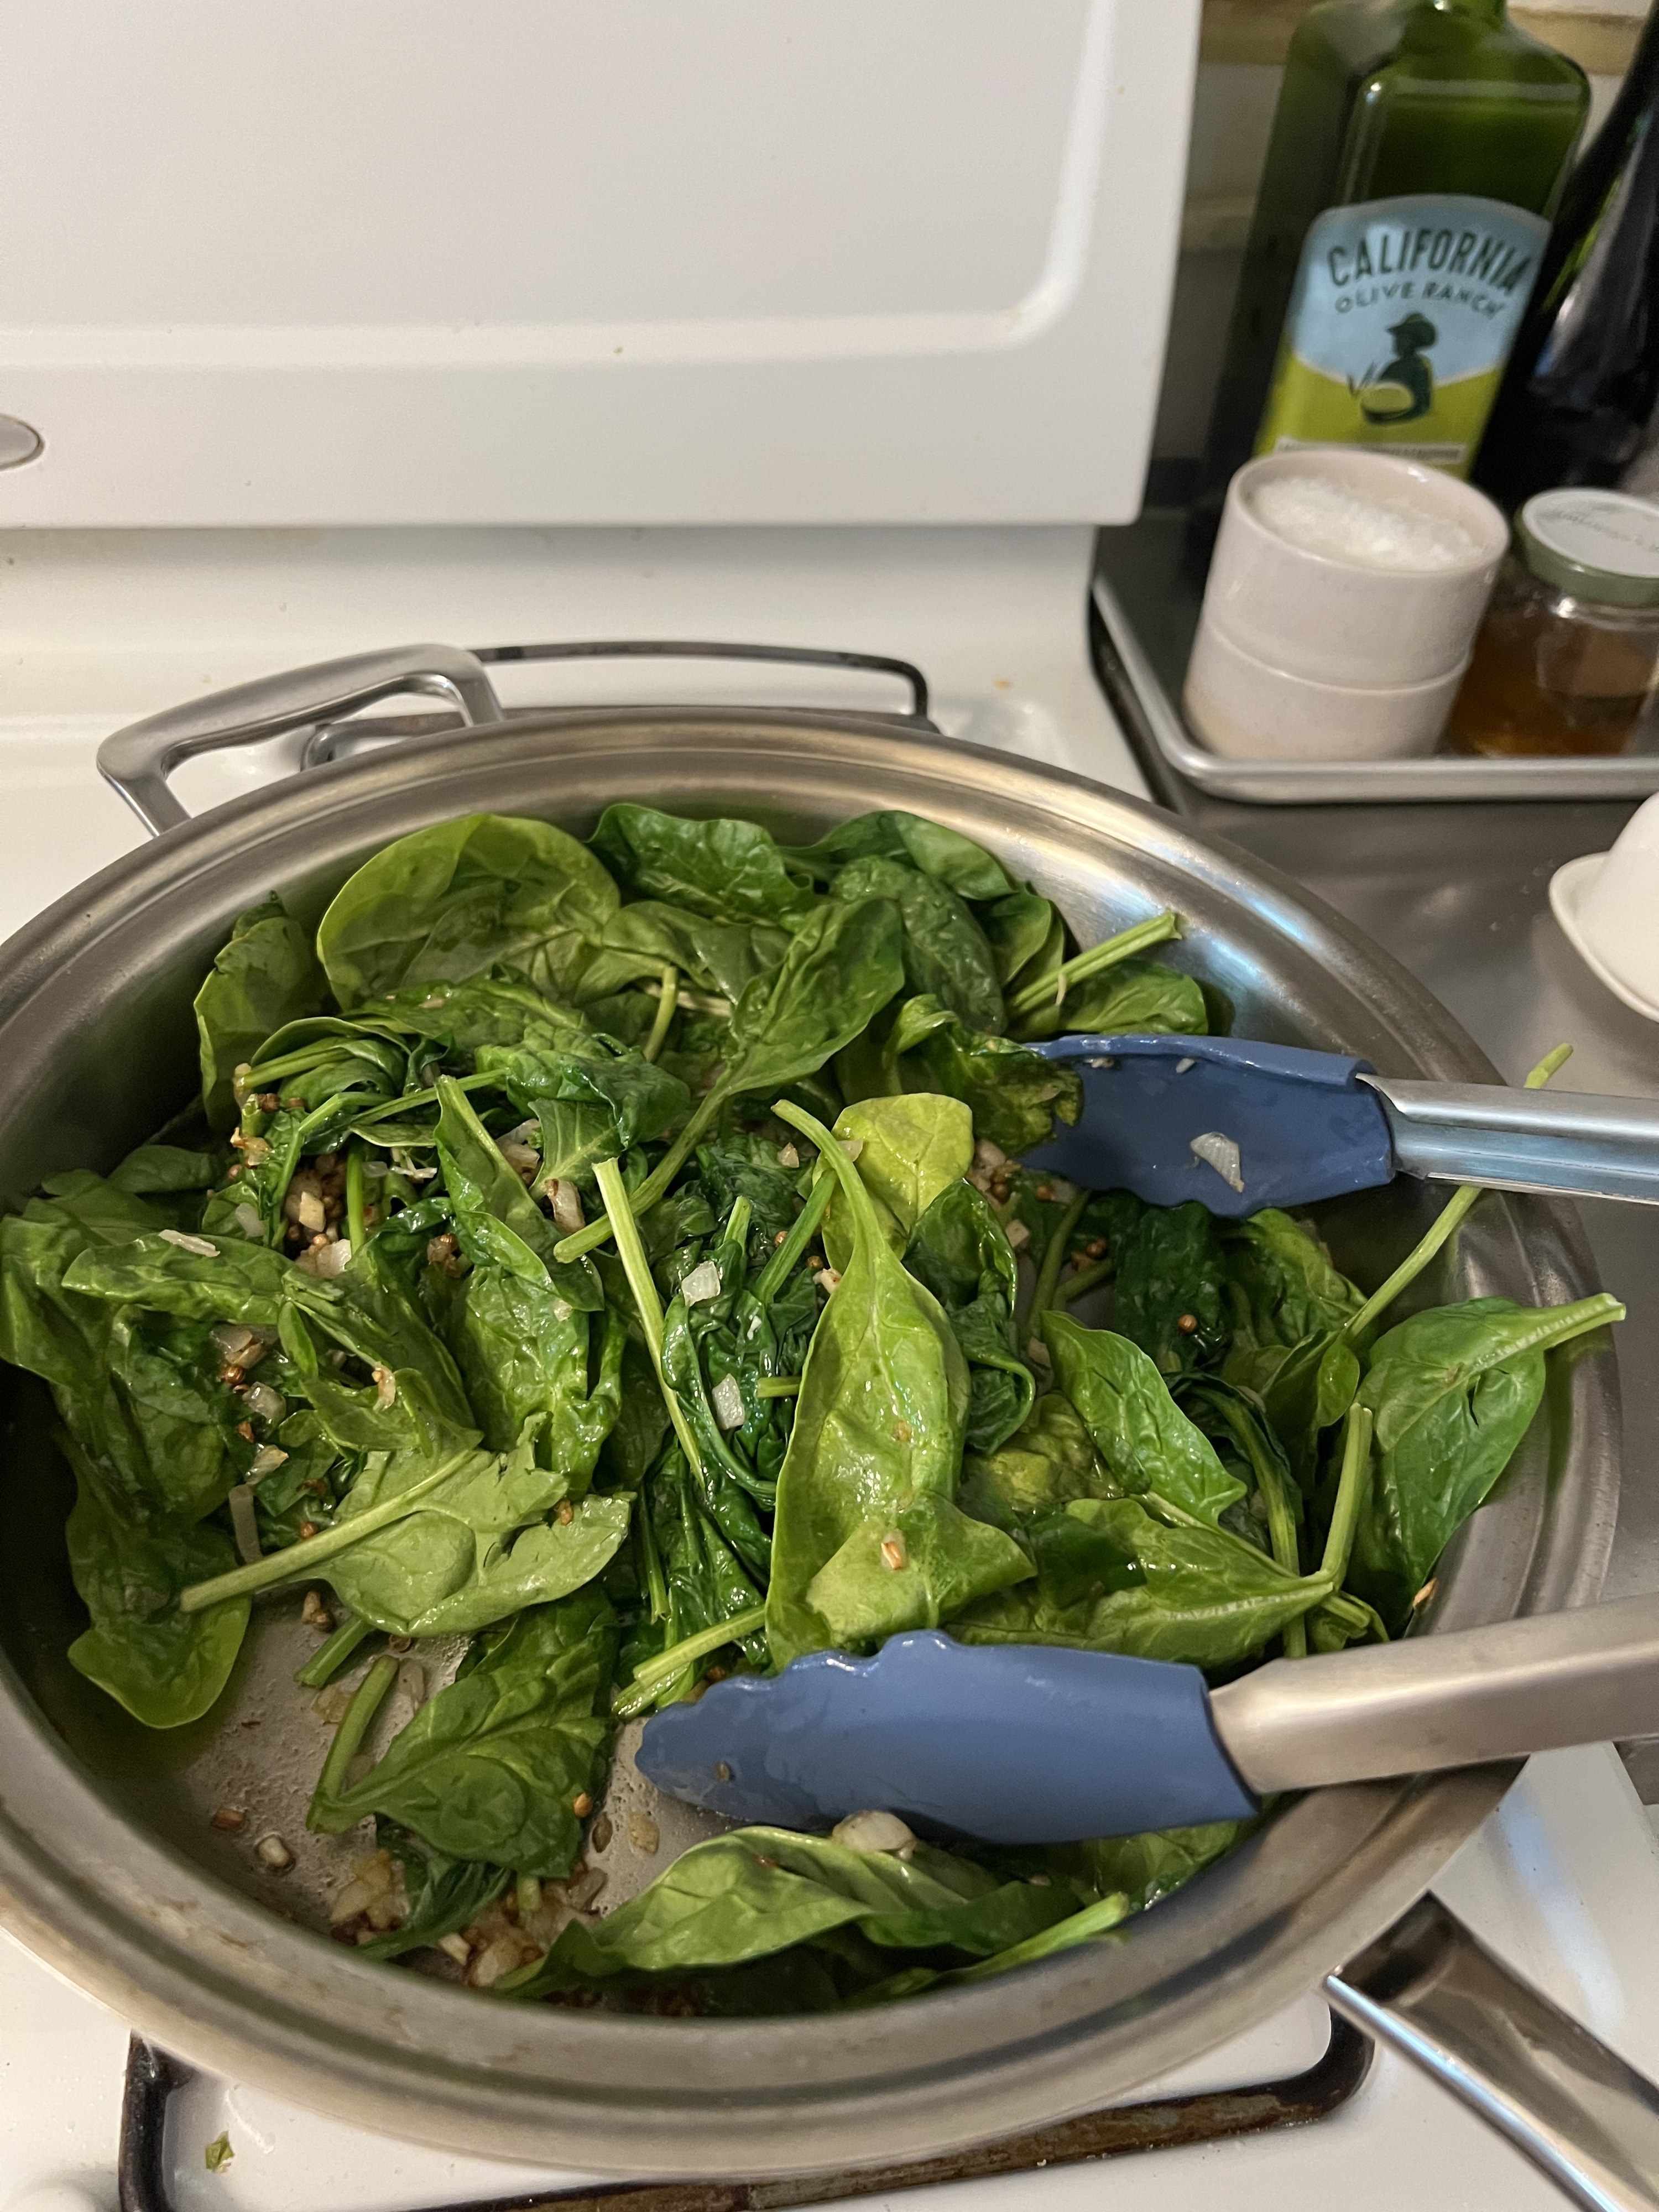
[1517,489,1659,608]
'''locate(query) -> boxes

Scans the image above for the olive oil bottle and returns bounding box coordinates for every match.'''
[1188,0,1588,564]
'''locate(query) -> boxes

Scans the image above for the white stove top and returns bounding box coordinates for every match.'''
[0,521,1144,937]
[1,523,1655,2212]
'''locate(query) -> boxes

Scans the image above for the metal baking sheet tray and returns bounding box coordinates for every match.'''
[1092,548,1659,808]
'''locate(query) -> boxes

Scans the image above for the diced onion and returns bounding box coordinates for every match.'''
[233,1204,267,1241]
[243,1385,287,1428]
[159,1229,218,1258]
[547,1178,585,1234]
[711,1373,746,1431]
[1190,1131,1245,1194]
[831,1810,916,1855]
[296,1237,352,1279]
[681,1260,722,1306]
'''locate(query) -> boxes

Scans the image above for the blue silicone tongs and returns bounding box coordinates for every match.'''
[1015,1034,1659,1216]
[636,1603,1659,1844]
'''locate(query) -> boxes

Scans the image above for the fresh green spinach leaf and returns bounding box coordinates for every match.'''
[829,856,1004,1032]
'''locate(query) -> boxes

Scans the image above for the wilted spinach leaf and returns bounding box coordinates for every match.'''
[891,995,1082,1158]
[905,1180,1034,1454]
[830,855,1004,1033]
[765,1102,1029,1667]
[61,1434,250,1729]
[1010,956,1206,1044]
[509,1825,1067,1996]
[958,1392,1114,1531]
[1112,1201,1227,1376]
[318,813,620,1008]
[311,1587,618,1875]
[194,894,327,1131]
[953,1494,1331,1665]
[1350,1292,1622,1628]
[591,805,814,927]
[1041,1312,1244,1526]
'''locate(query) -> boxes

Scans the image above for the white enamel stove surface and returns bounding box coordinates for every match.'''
[0,521,1142,930]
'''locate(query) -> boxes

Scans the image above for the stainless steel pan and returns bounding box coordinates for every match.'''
[0,642,1649,2204]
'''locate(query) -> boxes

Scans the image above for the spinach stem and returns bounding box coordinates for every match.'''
[613,1603,768,1719]
[351,1072,495,1130]
[242,1042,352,1087]
[1026,1190,1089,1326]
[308,1653,398,1824]
[345,1144,368,1251]
[755,1176,834,1305]
[1144,1490,1329,1596]
[642,975,731,1018]
[721,1194,753,1263]
[1188,1386,1308,1655]
[295,1609,375,1689]
[757,1376,801,1398]
[1052,1255,1113,1309]
[556,1092,724,1262]
[179,1448,476,1611]
[1342,1186,1482,1347]
[593,1156,707,1482]
[643,965,679,1065]
[1319,1404,1375,1588]
[1340,1043,1574,1347]
[635,1498,670,1626]
[1004,911,1180,1024]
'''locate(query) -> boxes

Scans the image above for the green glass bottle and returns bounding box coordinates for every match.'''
[1188,0,1588,562]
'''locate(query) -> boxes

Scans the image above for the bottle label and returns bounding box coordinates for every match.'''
[1254,193,1550,475]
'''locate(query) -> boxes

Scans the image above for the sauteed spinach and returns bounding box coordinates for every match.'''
[0,806,1621,2011]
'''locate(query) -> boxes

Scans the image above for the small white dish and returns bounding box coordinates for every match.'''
[1550,851,1659,1023]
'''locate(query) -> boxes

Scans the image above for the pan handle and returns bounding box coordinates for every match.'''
[97,645,505,835]
[98,637,940,838]
[1328,1895,1659,2211]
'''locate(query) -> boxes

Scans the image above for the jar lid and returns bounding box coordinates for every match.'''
[1517,488,1659,607]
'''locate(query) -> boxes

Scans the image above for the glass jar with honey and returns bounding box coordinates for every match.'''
[1448,488,1659,755]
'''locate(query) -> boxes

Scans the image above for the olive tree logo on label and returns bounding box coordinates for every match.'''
[1256,193,1550,473]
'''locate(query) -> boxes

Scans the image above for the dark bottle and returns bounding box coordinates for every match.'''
[1187,0,1587,572]
[1476,0,1659,507]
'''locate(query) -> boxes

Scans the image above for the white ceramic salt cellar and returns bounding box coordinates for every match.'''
[1184,448,1509,760]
